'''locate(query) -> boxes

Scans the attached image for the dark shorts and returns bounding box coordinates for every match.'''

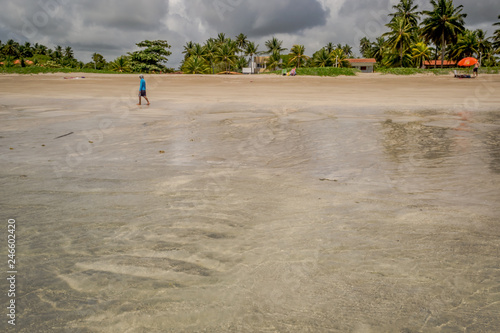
[139,90,147,97]
[473,68,478,73]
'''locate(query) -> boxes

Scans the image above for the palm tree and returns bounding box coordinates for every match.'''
[325,42,335,54]
[214,41,238,72]
[182,56,210,74]
[493,15,500,51]
[234,56,249,72]
[109,56,131,72]
[360,37,372,58]
[182,41,195,60]
[235,33,248,55]
[244,41,261,74]
[475,29,491,63]
[217,33,229,45]
[266,51,282,71]
[372,37,387,63]
[342,44,353,58]
[421,0,467,68]
[3,40,19,57]
[383,16,415,66]
[203,39,218,74]
[265,36,287,55]
[92,52,105,70]
[289,44,308,68]
[312,48,332,67]
[331,49,345,67]
[389,0,420,27]
[64,46,74,59]
[412,42,431,68]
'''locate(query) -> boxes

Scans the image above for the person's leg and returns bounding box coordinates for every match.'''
[137,96,141,105]
[144,96,150,105]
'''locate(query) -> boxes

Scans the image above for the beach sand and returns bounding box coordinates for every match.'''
[1,73,500,332]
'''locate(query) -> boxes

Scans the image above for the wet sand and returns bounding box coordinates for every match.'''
[1,73,500,332]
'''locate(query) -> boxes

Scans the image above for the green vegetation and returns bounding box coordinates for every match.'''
[1,1,499,76]
[375,66,499,75]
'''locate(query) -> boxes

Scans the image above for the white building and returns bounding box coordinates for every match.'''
[347,58,377,73]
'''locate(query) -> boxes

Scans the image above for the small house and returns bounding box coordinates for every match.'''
[347,59,377,73]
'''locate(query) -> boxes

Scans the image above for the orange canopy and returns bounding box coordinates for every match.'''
[458,57,478,67]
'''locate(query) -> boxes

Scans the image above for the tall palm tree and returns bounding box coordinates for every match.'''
[475,29,491,63]
[383,16,415,66]
[389,0,420,27]
[182,41,195,60]
[421,0,467,68]
[372,37,387,63]
[359,37,372,58]
[265,36,287,55]
[64,46,74,59]
[235,33,248,55]
[451,30,478,59]
[325,42,335,54]
[342,44,353,58]
[312,48,332,67]
[214,41,237,72]
[217,33,229,45]
[3,40,19,57]
[203,39,218,74]
[412,42,431,68]
[288,44,308,68]
[493,15,500,51]
[244,41,261,74]
[331,49,345,67]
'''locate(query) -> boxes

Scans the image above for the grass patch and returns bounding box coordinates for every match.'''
[0,67,128,75]
[263,67,359,77]
[376,67,500,75]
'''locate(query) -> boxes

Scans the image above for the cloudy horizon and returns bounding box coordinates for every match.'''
[0,0,498,69]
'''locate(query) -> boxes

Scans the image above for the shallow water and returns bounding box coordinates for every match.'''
[1,100,499,332]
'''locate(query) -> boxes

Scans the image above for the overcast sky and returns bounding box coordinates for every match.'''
[0,0,498,69]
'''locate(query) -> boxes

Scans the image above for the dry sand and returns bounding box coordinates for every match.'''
[1,73,500,332]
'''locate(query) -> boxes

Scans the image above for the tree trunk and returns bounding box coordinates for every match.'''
[441,32,445,69]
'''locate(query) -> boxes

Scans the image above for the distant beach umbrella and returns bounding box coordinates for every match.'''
[458,57,478,67]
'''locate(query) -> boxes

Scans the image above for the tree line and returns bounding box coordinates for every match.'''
[1,0,499,73]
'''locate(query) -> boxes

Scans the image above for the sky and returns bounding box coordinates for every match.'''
[0,0,498,69]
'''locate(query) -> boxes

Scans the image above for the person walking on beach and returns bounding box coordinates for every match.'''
[138,74,150,105]
[473,62,480,78]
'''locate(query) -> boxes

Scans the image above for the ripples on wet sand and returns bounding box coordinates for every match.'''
[0,74,499,332]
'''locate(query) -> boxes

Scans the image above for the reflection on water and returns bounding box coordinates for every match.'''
[382,119,453,163]
[1,105,499,332]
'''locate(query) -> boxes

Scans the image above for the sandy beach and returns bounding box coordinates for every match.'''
[1,73,500,332]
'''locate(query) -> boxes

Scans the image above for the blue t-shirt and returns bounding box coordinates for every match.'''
[140,79,146,91]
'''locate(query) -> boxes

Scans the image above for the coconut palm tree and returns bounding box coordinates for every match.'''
[342,44,353,58]
[203,39,218,74]
[2,40,19,57]
[372,37,387,63]
[244,41,261,74]
[475,29,492,63]
[266,51,282,70]
[214,41,238,72]
[182,56,210,74]
[412,42,431,68]
[64,46,74,59]
[217,33,229,45]
[359,37,372,58]
[234,56,249,72]
[235,33,248,55]
[493,15,500,51]
[265,37,287,55]
[331,48,346,67]
[389,0,420,27]
[109,56,131,72]
[325,42,335,54]
[288,44,308,68]
[312,48,332,67]
[383,16,415,66]
[421,0,467,68]
[450,30,478,60]
[182,41,196,60]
